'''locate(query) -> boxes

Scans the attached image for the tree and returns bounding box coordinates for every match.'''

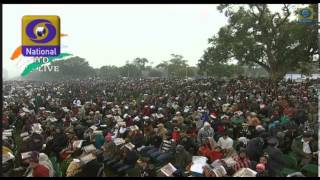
[199,4,318,81]
[133,57,149,71]
[156,54,190,78]
[156,61,169,69]
[99,65,120,79]
[148,69,162,77]
[119,61,142,78]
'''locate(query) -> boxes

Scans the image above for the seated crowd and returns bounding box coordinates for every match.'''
[2,78,319,177]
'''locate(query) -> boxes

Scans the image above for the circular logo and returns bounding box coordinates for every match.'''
[300,9,312,18]
[26,19,56,44]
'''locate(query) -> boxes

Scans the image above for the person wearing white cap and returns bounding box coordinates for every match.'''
[197,122,214,145]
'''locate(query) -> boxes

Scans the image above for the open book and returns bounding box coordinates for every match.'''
[124,142,135,150]
[71,117,78,122]
[3,152,14,163]
[160,163,177,177]
[100,124,107,128]
[48,117,58,122]
[190,156,208,174]
[90,125,98,131]
[82,144,96,153]
[80,153,96,164]
[113,138,126,146]
[233,168,257,177]
[222,157,236,167]
[3,131,12,137]
[212,165,227,177]
[21,152,32,160]
[211,159,222,168]
[73,140,84,149]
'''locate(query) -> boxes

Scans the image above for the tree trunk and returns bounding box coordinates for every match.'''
[269,69,286,83]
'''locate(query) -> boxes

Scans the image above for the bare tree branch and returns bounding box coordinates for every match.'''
[275,4,291,28]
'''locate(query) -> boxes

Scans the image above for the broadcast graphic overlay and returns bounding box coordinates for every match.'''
[22,15,60,56]
[10,15,73,77]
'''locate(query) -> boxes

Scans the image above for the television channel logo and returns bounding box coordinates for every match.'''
[22,15,60,57]
[297,8,316,24]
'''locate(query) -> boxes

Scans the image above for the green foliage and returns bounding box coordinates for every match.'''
[148,69,162,77]
[119,61,142,78]
[198,62,245,78]
[200,4,318,81]
[99,65,121,79]
[156,54,196,78]
[133,57,149,71]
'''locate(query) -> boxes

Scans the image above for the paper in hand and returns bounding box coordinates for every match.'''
[82,144,96,153]
[233,168,257,177]
[222,157,236,167]
[80,153,95,164]
[113,138,126,146]
[124,142,135,150]
[3,152,15,163]
[212,165,227,177]
[21,152,32,160]
[160,163,177,177]
[211,160,222,168]
[73,140,84,149]
[190,156,208,174]
[3,131,12,137]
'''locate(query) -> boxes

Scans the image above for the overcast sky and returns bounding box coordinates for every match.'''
[3,4,306,78]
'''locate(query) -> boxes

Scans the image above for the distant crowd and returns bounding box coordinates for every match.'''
[2,77,319,177]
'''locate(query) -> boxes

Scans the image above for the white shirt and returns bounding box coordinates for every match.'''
[302,139,312,154]
[217,136,234,150]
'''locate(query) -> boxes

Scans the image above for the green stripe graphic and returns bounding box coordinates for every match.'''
[21,53,72,77]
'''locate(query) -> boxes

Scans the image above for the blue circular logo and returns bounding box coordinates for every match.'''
[300,9,312,18]
[26,19,56,44]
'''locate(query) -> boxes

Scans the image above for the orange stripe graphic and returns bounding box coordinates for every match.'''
[10,34,68,61]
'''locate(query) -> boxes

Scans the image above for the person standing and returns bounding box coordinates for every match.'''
[291,131,316,167]
[263,138,287,177]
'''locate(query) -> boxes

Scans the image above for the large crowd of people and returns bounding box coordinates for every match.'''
[2,77,319,177]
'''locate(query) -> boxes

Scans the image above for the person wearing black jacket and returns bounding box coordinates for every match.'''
[246,132,268,162]
[75,154,103,177]
[28,133,44,152]
[111,147,139,174]
[263,138,288,177]
[49,127,68,159]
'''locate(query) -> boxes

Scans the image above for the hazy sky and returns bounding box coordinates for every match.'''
[3,4,302,78]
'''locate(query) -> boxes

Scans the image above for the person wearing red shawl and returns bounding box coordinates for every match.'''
[198,138,223,162]
[172,127,181,142]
